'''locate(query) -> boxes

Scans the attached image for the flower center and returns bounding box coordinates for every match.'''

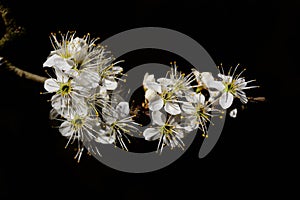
[59,82,71,96]
[161,90,173,103]
[72,116,85,130]
[197,104,209,119]
[161,124,174,135]
[225,81,236,94]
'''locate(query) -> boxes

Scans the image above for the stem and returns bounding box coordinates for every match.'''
[1,57,47,83]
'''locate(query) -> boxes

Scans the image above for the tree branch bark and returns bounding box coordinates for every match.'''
[1,57,47,83]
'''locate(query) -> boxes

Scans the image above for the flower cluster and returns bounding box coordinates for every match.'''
[43,32,138,162]
[142,62,258,153]
[43,32,259,161]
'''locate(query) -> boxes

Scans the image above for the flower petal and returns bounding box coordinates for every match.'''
[219,92,234,109]
[185,92,198,103]
[152,111,166,126]
[149,95,164,111]
[196,93,206,105]
[181,102,194,114]
[201,72,214,86]
[103,78,117,90]
[143,128,160,141]
[145,89,156,101]
[95,128,115,144]
[116,102,129,118]
[43,54,73,71]
[208,80,225,92]
[229,108,237,118]
[59,121,74,137]
[164,102,181,115]
[146,82,162,94]
[143,73,155,86]
[44,78,59,92]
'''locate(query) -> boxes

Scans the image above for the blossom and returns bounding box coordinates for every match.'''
[59,112,114,162]
[181,92,218,137]
[102,102,139,151]
[98,60,124,91]
[143,111,186,153]
[44,68,90,118]
[217,64,259,109]
[143,63,194,115]
[192,69,224,101]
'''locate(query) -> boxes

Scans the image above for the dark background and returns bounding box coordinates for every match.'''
[0,0,298,198]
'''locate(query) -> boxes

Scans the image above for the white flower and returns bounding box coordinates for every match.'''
[102,102,139,151]
[144,64,195,116]
[217,64,259,109]
[44,68,90,118]
[99,61,124,91]
[143,111,186,153]
[181,92,218,137]
[59,112,113,162]
[192,69,224,101]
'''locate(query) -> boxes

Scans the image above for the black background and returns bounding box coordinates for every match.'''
[0,0,298,198]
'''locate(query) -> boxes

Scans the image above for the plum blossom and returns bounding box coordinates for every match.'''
[217,64,259,109]
[59,112,113,162]
[102,102,140,151]
[143,111,186,153]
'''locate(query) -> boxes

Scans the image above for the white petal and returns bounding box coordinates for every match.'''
[218,73,232,83]
[151,111,166,126]
[208,81,225,91]
[185,92,198,103]
[181,102,194,114]
[43,54,72,71]
[143,73,155,86]
[95,135,115,144]
[201,72,214,86]
[196,93,206,105]
[164,102,181,115]
[145,89,156,100]
[44,78,59,92]
[143,128,160,141]
[116,102,129,118]
[229,108,237,118]
[103,79,117,90]
[146,82,162,94]
[157,78,173,86]
[112,66,123,74]
[59,121,74,137]
[43,54,59,67]
[51,94,62,111]
[219,92,234,109]
[95,129,115,144]
[149,95,164,111]
[76,70,100,88]
[54,67,69,83]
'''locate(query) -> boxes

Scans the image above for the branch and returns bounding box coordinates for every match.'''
[0,57,47,83]
[248,96,266,103]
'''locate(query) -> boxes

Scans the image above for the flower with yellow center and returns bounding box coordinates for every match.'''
[143,111,186,153]
[59,113,113,162]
